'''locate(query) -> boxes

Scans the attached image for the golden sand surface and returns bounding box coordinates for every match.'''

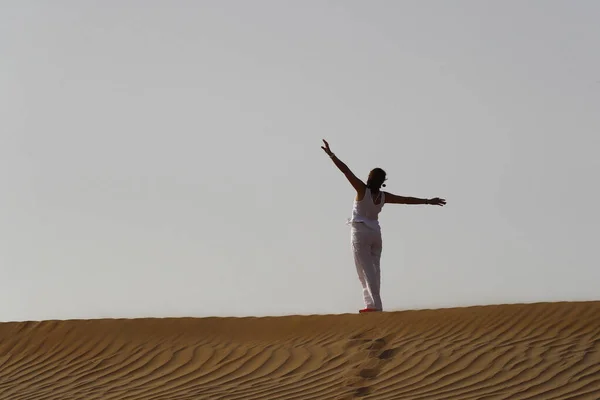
[1,301,599,399]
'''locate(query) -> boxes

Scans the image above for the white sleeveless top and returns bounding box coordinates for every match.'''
[347,188,385,231]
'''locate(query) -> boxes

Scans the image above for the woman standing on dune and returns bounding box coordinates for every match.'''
[321,139,446,313]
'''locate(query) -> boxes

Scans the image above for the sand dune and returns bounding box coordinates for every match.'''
[1,302,599,400]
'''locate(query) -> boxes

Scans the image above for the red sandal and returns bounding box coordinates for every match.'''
[359,308,381,313]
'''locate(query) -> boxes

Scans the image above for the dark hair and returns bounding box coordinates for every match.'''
[366,168,387,191]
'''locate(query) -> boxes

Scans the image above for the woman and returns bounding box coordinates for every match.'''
[321,139,446,313]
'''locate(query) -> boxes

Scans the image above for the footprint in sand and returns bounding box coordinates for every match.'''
[358,367,380,379]
[354,386,371,397]
[367,338,386,351]
[378,348,398,360]
[344,335,399,397]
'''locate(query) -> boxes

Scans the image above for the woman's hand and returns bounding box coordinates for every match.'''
[428,197,446,206]
[321,139,334,157]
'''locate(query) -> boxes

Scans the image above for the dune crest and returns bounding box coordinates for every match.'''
[1,301,599,399]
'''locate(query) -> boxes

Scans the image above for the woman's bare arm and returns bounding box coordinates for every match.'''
[321,139,365,193]
[384,192,446,206]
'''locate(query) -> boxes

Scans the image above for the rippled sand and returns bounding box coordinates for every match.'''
[1,301,599,399]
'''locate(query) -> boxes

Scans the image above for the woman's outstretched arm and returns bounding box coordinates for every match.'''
[384,192,446,206]
[321,139,365,193]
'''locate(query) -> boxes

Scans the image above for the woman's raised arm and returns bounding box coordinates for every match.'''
[321,139,365,193]
[384,192,446,206]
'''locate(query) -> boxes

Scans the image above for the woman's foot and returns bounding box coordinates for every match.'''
[359,308,381,313]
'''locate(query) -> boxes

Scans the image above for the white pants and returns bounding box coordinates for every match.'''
[350,222,383,310]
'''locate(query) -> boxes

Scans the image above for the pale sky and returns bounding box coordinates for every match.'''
[1,1,599,322]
